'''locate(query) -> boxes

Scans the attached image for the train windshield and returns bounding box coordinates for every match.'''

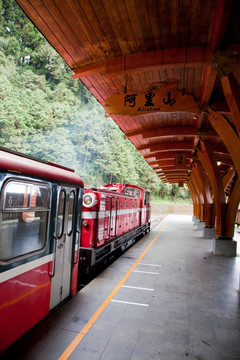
[123,187,141,197]
[0,180,50,262]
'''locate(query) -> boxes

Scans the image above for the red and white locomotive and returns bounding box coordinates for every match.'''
[0,148,151,353]
[79,183,151,280]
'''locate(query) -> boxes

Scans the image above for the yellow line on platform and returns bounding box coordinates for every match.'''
[58,222,168,360]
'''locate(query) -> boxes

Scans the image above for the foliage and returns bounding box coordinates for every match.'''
[0,0,191,203]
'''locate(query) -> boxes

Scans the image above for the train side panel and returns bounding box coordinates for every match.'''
[0,149,83,353]
[0,261,51,352]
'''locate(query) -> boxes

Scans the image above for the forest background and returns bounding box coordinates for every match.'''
[0,0,191,204]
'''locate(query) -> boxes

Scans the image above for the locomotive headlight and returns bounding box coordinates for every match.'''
[83,193,97,208]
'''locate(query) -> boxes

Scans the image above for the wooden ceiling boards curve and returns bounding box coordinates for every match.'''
[16,0,240,185]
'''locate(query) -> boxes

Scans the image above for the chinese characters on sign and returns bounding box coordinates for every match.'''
[104,79,201,116]
[124,90,176,111]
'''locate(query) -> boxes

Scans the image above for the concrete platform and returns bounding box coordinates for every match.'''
[2,215,240,360]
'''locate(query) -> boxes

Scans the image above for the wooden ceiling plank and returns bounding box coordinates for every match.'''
[55,0,105,61]
[169,0,180,48]
[135,0,154,52]
[87,0,122,57]
[179,0,190,47]
[41,0,93,62]
[81,76,105,105]
[76,0,115,58]
[198,0,215,45]
[100,0,134,55]
[147,0,163,50]
[189,0,200,46]
[158,0,171,48]
[210,0,233,50]
[124,0,146,52]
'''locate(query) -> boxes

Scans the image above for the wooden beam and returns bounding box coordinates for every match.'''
[225,178,240,237]
[214,153,233,166]
[221,73,240,137]
[198,141,226,236]
[144,151,193,160]
[188,179,198,217]
[155,167,190,172]
[222,169,235,192]
[148,159,191,167]
[164,176,188,179]
[126,126,208,139]
[209,111,240,177]
[199,66,218,106]
[72,46,212,78]
[140,142,194,153]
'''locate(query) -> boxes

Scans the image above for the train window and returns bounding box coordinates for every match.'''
[0,180,50,262]
[56,190,66,239]
[67,191,75,236]
[124,187,141,197]
[143,192,150,206]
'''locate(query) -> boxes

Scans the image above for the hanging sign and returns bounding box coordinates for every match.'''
[105,79,200,116]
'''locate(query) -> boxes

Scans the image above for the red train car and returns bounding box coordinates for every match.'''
[78,183,151,280]
[0,148,151,353]
[0,148,83,353]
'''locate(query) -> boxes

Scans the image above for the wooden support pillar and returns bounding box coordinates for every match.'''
[188,179,198,218]
[198,141,226,238]
[189,176,201,220]
[192,162,215,226]
[225,177,240,237]
[191,171,205,221]
[209,111,240,178]
[208,111,240,239]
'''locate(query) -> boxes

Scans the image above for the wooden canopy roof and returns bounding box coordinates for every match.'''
[16,0,240,186]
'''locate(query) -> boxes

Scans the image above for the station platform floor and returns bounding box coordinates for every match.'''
[2,214,240,360]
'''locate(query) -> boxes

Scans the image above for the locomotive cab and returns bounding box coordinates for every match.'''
[78,183,151,287]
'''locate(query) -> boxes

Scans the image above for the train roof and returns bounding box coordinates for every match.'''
[104,183,150,193]
[0,147,83,186]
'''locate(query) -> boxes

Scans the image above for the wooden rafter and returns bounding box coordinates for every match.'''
[144,151,193,160]
[222,169,235,192]
[209,111,240,177]
[72,46,212,78]
[138,142,195,152]
[221,73,240,137]
[125,126,211,139]
[148,159,191,167]
[199,66,218,106]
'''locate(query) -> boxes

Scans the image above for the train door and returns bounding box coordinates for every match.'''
[103,196,118,240]
[110,197,118,237]
[50,187,76,310]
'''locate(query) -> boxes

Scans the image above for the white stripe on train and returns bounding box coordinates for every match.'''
[82,207,151,220]
[0,254,54,283]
